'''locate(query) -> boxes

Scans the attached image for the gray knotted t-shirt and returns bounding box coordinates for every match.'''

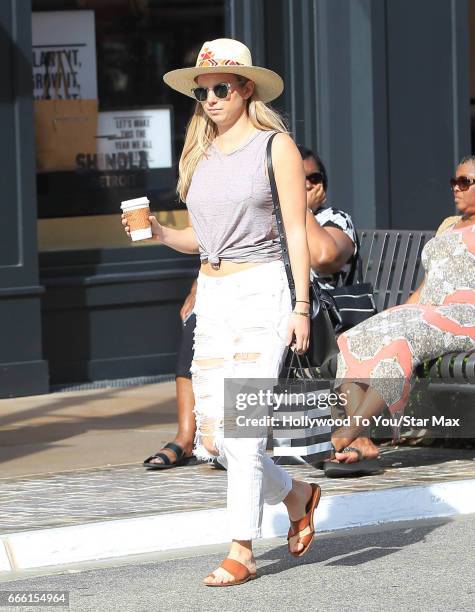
[186,129,282,268]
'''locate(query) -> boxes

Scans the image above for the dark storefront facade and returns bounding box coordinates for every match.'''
[0,0,473,397]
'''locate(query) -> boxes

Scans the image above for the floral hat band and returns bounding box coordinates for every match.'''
[198,57,243,67]
[163,38,284,103]
[197,45,244,67]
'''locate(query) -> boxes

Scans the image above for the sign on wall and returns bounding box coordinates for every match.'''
[32,10,97,100]
[81,108,173,172]
[36,107,176,218]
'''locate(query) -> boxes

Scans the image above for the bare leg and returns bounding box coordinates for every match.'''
[341,381,366,413]
[174,376,196,450]
[283,480,314,554]
[203,540,255,585]
[330,382,380,463]
[332,386,387,462]
[148,376,196,465]
[203,479,314,584]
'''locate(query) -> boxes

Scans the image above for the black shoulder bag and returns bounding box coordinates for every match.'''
[325,232,377,333]
[266,133,340,367]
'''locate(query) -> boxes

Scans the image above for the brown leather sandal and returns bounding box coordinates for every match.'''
[287,483,321,558]
[204,558,257,587]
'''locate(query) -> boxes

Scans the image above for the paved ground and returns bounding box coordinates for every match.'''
[0,383,180,478]
[1,515,473,612]
[0,381,474,535]
[0,447,474,534]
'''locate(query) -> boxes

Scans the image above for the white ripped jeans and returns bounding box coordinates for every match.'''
[191,259,293,540]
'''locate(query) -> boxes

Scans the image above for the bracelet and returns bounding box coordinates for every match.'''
[293,310,309,317]
[295,300,310,304]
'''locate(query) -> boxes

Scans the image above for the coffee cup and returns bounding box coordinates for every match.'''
[120,197,152,241]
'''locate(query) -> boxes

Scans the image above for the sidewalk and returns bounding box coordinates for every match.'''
[1,382,474,571]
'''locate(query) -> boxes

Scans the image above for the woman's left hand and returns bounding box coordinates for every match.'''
[286,310,310,354]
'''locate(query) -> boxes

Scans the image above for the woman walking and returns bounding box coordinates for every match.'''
[123,38,321,586]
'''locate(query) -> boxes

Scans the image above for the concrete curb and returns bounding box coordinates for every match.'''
[1,479,474,571]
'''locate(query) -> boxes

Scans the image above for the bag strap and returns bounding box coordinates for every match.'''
[266,135,336,376]
[266,133,296,305]
[284,349,314,382]
[354,232,364,283]
[266,133,328,317]
[344,231,364,285]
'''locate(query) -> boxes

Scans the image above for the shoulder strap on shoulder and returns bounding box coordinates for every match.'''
[266,133,296,304]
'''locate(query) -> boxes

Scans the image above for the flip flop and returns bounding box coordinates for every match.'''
[204,558,257,587]
[210,457,226,470]
[287,483,322,558]
[143,442,195,470]
[324,446,383,478]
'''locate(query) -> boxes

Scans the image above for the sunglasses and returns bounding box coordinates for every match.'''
[450,176,475,191]
[306,172,323,186]
[191,82,231,102]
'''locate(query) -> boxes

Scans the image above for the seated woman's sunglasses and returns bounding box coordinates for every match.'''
[191,82,231,102]
[450,176,475,191]
[306,172,323,186]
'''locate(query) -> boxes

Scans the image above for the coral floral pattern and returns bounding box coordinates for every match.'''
[336,221,475,414]
[197,47,243,67]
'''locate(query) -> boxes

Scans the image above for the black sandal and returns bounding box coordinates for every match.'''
[143,442,195,470]
[324,444,382,478]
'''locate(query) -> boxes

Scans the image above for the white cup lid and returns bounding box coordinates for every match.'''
[120,196,150,210]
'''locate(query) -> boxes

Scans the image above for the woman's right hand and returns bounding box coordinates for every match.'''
[121,214,165,242]
[121,213,131,238]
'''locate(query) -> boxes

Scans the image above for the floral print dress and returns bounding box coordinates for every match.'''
[335,218,475,415]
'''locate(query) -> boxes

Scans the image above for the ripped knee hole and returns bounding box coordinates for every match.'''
[233,353,261,361]
[193,358,225,368]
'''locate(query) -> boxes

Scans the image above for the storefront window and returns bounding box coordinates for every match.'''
[33,0,225,250]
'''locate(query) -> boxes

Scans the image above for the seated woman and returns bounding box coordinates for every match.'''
[330,156,475,468]
[298,145,357,289]
[299,146,382,475]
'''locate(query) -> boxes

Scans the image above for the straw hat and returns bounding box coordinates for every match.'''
[163,38,283,103]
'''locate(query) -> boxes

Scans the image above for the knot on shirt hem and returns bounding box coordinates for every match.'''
[206,254,221,269]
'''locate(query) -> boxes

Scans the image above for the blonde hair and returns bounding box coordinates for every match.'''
[177,78,288,201]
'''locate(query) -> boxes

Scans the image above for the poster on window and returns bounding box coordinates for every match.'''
[32,10,97,100]
[83,108,173,172]
[36,106,175,217]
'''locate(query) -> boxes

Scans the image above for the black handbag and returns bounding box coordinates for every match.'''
[272,350,333,466]
[266,133,339,367]
[325,234,377,333]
